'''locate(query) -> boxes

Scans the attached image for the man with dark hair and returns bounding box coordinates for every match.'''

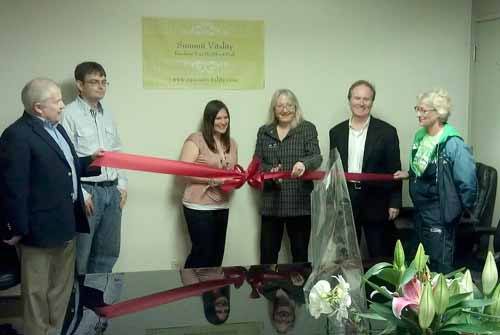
[62,62,127,275]
[329,80,402,259]
[0,78,100,335]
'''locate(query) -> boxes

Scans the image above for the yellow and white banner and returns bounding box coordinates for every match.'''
[143,17,264,89]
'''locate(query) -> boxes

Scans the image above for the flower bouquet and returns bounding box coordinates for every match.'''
[360,240,500,334]
[304,149,368,333]
[309,274,368,333]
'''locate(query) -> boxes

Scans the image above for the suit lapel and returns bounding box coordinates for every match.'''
[337,122,349,171]
[25,114,70,168]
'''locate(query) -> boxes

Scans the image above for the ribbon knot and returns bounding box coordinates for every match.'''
[219,159,265,192]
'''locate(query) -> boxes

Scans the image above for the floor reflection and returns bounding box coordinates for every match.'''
[62,263,327,335]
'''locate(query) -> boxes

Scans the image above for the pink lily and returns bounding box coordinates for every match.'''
[392,277,422,319]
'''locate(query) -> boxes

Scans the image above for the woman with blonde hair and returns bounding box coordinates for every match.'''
[254,89,322,264]
[394,89,477,273]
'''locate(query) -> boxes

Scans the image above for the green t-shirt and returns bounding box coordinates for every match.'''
[412,130,442,177]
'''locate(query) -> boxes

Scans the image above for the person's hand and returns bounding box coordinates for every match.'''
[208,178,224,187]
[119,189,127,209]
[85,196,95,216]
[91,148,105,161]
[270,164,283,185]
[393,170,409,180]
[270,164,282,173]
[290,272,305,286]
[291,162,306,178]
[388,208,400,221]
[3,235,22,246]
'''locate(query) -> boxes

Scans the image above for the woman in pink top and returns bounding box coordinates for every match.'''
[180,100,238,268]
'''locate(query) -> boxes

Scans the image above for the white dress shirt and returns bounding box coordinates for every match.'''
[348,116,370,173]
[62,96,127,199]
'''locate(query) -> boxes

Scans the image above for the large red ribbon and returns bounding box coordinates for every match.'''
[92,151,395,191]
[94,268,246,319]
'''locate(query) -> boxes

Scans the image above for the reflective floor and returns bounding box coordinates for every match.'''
[61,264,329,335]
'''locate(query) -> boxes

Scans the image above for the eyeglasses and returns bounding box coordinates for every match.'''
[84,79,109,87]
[414,106,435,115]
[276,104,295,111]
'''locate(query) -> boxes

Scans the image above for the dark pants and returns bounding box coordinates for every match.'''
[183,206,229,268]
[349,185,395,258]
[414,204,455,273]
[260,215,311,265]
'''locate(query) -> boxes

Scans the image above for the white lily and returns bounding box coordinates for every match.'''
[308,275,352,321]
[309,280,334,319]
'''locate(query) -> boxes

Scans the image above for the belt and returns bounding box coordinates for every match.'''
[347,181,362,190]
[82,179,118,187]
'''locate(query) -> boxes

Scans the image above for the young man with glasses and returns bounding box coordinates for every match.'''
[61,62,127,333]
[329,80,402,260]
[63,61,127,275]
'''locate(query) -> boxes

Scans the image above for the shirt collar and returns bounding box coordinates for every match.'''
[349,116,371,131]
[28,112,59,129]
[77,96,103,114]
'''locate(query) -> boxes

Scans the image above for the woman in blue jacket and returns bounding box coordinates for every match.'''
[394,89,477,273]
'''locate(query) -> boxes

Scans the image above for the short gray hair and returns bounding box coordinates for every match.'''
[21,78,59,112]
[268,88,304,128]
[417,89,452,123]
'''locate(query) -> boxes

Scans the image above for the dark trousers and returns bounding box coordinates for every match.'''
[183,206,229,268]
[414,204,455,273]
[349,185,395,258]
[260,215,311,265]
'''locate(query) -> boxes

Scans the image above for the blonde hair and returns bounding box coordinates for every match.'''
[417,89,452,123]
[268,89,304,128]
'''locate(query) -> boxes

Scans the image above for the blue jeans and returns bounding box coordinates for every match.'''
[414,204,455,274]
[76,184,122,274]
[183,206,229,268]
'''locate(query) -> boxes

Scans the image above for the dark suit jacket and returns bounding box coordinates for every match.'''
[329,117,402,222]
[0,112,99,247]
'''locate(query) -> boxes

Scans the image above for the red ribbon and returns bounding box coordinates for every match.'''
[94,268,246,319]
[92,151,395,191]
[344,172,396,182]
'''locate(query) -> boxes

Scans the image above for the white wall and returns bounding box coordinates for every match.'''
[473,0,500,18]
[471,0,500,228]
[0,0,473,272]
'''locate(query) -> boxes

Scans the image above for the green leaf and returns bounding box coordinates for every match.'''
[400,261,417,286]
[460,298,494,308]
[369,302,400,323]
[369,302,420,331]
[448,292,473,308]
[363,278,394,300]
[462,309,500,322]
[440,322,500,333]
[442,306,463,321]
[356,312,387,321]
[378,325,397,334]
[378,268,400,286]
[364,262,393,280]
[444,267,466,279]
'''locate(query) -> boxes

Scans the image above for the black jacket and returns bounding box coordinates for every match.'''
[0,113,99,247]
[329,117,402,222]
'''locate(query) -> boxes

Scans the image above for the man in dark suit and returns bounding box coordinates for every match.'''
[0,78,100,335]
[329,80,402,259]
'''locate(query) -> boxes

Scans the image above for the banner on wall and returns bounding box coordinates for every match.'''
[143,17,264,89]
